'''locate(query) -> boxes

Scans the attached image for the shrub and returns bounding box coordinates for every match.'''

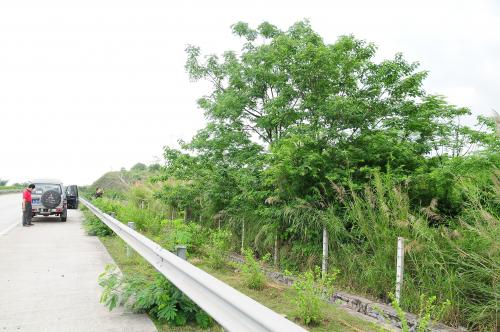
[93,197,122,216]
[92,197,163,234]
[128,185,152,209]
[82,209,114,236]
[98,265,213,328]
[388,293,451,332]
[205,229,231,270]
[157,219,208,255]
[289,266,337,325]
[240,249,268,290]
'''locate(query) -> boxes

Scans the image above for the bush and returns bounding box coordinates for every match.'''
[240,249,268,290]
[289,266,337,325]
[99,265,213,328]
[157,219,208,255]
[388,293,451,332]
[128,185,152,209]
[82,208,114,236]
[93,198,122,216]
[92,198,163,234]
[205,229,231,270]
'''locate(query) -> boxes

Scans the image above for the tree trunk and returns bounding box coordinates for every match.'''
[184,206,193,222]
[322,226,329,278]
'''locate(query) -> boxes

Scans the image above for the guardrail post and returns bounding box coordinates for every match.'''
[175,245,187,260]
[127,222,136,258]
[395,237,405,303]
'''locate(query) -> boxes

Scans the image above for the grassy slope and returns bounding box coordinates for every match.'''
[98,234,387,332]
[91,171,132,193]
[90,167,161,193]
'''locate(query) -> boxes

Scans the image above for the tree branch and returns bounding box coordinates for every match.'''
[243,125,270,143]
[244,107,262,119]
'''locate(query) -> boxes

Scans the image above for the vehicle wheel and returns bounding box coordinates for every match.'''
[61,216,67,222]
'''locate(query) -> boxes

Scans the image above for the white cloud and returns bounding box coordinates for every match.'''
[0,0,498,185]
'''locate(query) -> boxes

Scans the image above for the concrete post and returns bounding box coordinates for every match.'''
[395,237,405,303]
[175,245,187,260]
[321,226,328,278]
[241,220,245,254]
[274,234,279,268]
[127,222,136,258]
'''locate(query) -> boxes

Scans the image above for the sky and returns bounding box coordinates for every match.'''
[0,0,499,186]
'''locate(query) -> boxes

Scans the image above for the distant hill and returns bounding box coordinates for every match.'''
[91,171,131,192]
[90,163,161,193]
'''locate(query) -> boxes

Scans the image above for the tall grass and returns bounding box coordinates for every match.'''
[87,168,498,330]
[327,173,498,330]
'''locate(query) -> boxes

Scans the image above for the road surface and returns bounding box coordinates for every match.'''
[0,193,157,332]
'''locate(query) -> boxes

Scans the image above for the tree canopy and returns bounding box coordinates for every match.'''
[160,20,491,216]
[150,21,498,329]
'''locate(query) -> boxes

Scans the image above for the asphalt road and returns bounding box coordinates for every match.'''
[0,193,21,236]
[0,193,157,331]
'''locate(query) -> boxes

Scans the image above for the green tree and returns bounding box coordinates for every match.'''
[149,20,498,329]
[131,163,147,171]
[179,20,486,257]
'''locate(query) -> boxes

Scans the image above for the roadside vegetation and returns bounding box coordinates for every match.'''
[83,20,498,331]
[0,179,25,190]
[82,202,387,331]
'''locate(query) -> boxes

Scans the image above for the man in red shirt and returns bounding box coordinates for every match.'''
[22,184,36,227]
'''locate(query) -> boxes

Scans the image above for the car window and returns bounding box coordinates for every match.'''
[33,184,62,195]
[66,186,77,195]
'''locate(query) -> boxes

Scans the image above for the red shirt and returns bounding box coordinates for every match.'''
[23,189,32,203]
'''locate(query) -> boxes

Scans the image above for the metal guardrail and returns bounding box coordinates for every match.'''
[81,198,307,332]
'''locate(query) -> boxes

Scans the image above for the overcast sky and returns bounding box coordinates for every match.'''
[1,0,498,186]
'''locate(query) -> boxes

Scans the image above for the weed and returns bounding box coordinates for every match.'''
[98,264,213,328]
[388,292,451,332]
[289,266,337,325]
[82,209,114,236]
[240,249,267,290]
[205,229,231,270]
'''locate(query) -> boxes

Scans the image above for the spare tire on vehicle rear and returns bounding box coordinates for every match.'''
[41,190,61,209]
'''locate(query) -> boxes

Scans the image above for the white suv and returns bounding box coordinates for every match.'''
[30,179,78,222]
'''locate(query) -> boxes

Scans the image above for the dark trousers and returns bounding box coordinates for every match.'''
[22,202,32,225]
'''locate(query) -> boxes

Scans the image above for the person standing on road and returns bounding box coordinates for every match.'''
[22,184,35,227]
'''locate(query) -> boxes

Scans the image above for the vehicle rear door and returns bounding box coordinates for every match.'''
[65,185,79,209]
